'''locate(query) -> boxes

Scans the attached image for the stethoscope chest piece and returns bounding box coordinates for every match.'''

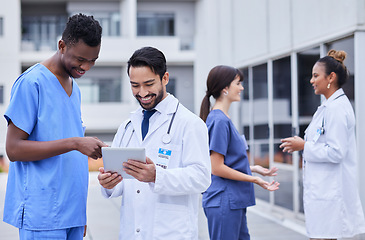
[162,134,172,144]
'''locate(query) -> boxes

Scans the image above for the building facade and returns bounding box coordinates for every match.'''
[194,0,365,230]
[1,0,365,232]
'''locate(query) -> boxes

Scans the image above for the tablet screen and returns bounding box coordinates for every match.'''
[102,147,146,179]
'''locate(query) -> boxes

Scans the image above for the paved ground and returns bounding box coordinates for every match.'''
[1,172,364,240]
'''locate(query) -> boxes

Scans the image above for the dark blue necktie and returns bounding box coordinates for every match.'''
[141,109,156,140]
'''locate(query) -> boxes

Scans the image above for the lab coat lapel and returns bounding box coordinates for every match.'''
[147,112,169,139]
[130,110,144,144]
[146,95,178,140]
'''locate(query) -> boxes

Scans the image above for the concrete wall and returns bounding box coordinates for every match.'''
[0,0,21,158]
[194,0,365,218]
[231,0,362,65]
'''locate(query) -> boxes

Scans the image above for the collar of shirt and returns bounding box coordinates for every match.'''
[130,94,179,122]
[321,88,345,108]
[153,94,179,115]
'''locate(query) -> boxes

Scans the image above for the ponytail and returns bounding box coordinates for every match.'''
[199,94,211,122]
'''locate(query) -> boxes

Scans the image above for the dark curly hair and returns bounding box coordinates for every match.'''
[62,13,102,47]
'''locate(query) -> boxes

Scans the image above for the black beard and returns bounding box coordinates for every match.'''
[136,88,164,110]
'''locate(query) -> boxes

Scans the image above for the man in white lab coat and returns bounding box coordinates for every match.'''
[98,46,211,240]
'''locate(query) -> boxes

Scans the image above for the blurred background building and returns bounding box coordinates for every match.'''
[1,0,365,232]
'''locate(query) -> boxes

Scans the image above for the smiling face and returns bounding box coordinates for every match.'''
[310,62,333,98]
[129,66,169,110]
[225,75,244,102]
[59,39,100,79]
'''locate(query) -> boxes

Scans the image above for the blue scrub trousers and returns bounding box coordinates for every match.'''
[19,226,84,240]
[204,193,250,240]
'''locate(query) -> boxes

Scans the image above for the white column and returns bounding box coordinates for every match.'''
[291,52,300,215]
[267,59,274,206]
[354,31,365,215]
[121,0,136,39]
[194,0,233,115]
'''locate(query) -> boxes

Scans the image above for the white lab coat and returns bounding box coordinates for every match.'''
[101,94,211,240]
[303,88,365,238]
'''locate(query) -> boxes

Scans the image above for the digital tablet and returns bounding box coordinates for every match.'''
[102,147,146,179]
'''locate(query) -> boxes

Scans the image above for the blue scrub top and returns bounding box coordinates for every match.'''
[3,64,88,230]
[202,109,255,210]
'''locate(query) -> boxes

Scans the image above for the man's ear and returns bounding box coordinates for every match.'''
[162,72,169,86]
[58,40,66,53]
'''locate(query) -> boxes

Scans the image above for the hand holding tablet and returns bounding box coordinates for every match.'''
[102,147,146,179]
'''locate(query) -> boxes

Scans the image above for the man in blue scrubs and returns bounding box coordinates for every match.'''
[3,13,106,240]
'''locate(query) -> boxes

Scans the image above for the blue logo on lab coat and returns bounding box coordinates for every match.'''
[158,148,171,156]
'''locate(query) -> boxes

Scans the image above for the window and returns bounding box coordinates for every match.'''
[252,63,270,202]
[240,68,250,139]
[0,85,4,104]
[0,17,3,36]
[241,68,249,101]
[75,12,120,37]
[77,78,121,103]
[273,56,292,164]
[22,15,67,51]
[137,13,174,36]
[297,48,320,136]
[95,12,120,36]
[76,67,122,103]
[166,78,176,96]
[326,36,355,107]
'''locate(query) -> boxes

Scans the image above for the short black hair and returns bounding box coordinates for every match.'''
[127,46,167,81]
[62,13,102,47]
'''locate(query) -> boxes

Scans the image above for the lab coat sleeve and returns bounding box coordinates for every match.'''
[152,116,211,195]
[100,121,128,198]
[100,185,124,198]
[303,105,349,164]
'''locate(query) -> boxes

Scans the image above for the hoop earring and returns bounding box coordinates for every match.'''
[223,91,228,96]
[327,83,331,89]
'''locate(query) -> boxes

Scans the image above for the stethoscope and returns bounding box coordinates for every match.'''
[120,102,180,146]
[319,93,345,135]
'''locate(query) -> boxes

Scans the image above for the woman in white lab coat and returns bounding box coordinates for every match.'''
[280,50,365,240]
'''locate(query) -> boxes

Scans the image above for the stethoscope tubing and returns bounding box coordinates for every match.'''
[119,102,179,147]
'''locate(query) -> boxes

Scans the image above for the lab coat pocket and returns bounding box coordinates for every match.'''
[153,202,191,239]
[306,163,340,200]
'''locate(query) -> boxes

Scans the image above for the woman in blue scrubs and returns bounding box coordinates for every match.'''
[200,65,280,240]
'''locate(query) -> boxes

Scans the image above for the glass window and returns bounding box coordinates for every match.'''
[0,85,3,104]
[241,68,249,100]
[0,17,3,36]
[252,63,269,139]
[274,169,294,210]
[297,48,321,137]
[22,15,67,51]
[273,56,293,165]
[137,12,174,36]
[166,78,176,96]
[253,143,270,201]
[253,64,268,99]
[77,78,121,103]
[240,68,250,139]
[252,63,270,202]
[326,36,355,107]
[80,12,120,37]
[76,67,122,103]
